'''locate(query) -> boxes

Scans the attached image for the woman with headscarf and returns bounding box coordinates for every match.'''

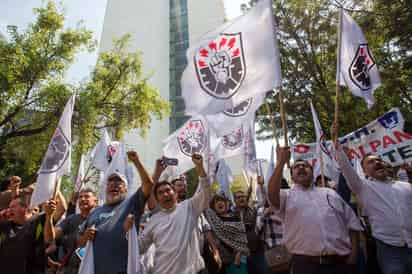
[205,194,249,274]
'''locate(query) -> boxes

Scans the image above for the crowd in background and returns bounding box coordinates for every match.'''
[0,143,411,274]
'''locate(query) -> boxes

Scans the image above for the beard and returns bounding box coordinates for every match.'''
[105,192,127,205]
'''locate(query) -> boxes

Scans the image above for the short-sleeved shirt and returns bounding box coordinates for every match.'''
[277,185,362,256]
[80,188,146,274]
[0,213,46,274]
[57,214,86,274]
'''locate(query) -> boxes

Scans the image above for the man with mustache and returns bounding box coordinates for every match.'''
[124,153,210,274]
[332,124,412,274]
[78,150,153,274]
[45,188,97,274]
[267,146,362,274]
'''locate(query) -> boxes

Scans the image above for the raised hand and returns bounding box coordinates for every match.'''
[127,151,139,163]
[45,199,57,217]
[9,176,21,197]
[192,154,206,177]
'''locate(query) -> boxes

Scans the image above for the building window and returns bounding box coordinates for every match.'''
[169,0,189,132]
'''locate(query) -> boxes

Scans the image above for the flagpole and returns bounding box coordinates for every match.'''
[319,151,326,187]
[278,88,288,147]
[52,178,60,200]
[334,7,343,127]
[264,98,279,146]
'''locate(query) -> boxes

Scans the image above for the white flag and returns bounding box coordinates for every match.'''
[163,117,209,175]
[92,129,111,171]
[30,95,75,208]
[102,142,128,186]
[182,0,281,115]
[214,124,248,160]
[243,120,258,177]
[205,94,264,136]
[78,241,95,274]
[75,154,85,191]
[127,223,141,274]
[310,102,340,182]
[337,9,381,107]
[216,159,234,203]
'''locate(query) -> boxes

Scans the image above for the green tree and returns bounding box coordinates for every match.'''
[0,2,170,184]
[241,0,411,143]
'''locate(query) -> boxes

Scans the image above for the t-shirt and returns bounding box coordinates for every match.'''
[80,188,146,274]
[57,213,86,274]
[0,213,46,274]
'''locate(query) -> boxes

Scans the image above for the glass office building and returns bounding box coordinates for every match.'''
[100,0,225,169]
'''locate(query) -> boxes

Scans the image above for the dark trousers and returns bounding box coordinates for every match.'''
[247,249,272,274]
[290,255,355,274]
[375,239,412,274]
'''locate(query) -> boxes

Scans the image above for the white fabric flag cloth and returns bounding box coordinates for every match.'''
[78,241,95,274]
[92,129,112,171]
[243,120,258,177]
[205,94,264,137]
[214,123,248,160]
[216,159,234,203]
[75,154,85,191]
[30,95,75,208]
[101,142,128,187]
[163,116,209,175]
[182,0,281,115]
[127,223,141,274]
[337,9,381,108]
[264,144,275,187]
[310,102,340,182]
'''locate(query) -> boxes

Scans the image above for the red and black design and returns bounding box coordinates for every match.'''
[222,127,243,150]
[349,44,376,91]
[223,98,252,117]
[39,127,70,174]
[107,141,119,163]
[178,120,207,157]
[194,33,246,99]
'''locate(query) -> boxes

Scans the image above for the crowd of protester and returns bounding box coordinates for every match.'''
[0,139,412,274]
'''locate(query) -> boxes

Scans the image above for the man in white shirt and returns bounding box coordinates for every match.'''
[125,154,210,274]
[332,124,412,274]
[267,146,362,274]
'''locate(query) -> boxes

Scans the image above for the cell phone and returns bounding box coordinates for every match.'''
[162,157,178,166]
[75,247,85,259]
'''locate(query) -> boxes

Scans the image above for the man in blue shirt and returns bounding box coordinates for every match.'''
[78,151,153,274]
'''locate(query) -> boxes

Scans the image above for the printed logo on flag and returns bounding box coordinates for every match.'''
[223,98,252,117]
[194,33,246,99]
[222,127,243,150]
[178,120,207,156]
[107,142,119,163]
[349,44,376,91]
[39,127,70,174]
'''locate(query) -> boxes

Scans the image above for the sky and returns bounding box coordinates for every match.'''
[0,0,274,162]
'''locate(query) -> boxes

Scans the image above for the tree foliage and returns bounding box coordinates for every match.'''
[0,2,170,183]
[241,0,412,143]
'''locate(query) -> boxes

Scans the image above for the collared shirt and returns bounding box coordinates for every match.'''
[337,148,412,247]
[256,206,283,248]
[277,185,362,256]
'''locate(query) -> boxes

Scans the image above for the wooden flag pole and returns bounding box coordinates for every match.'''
[264,99,279,146]
[319,150,326,187]
[278,89,288,147]
[52,178,60,200]
[334,7,343,127]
